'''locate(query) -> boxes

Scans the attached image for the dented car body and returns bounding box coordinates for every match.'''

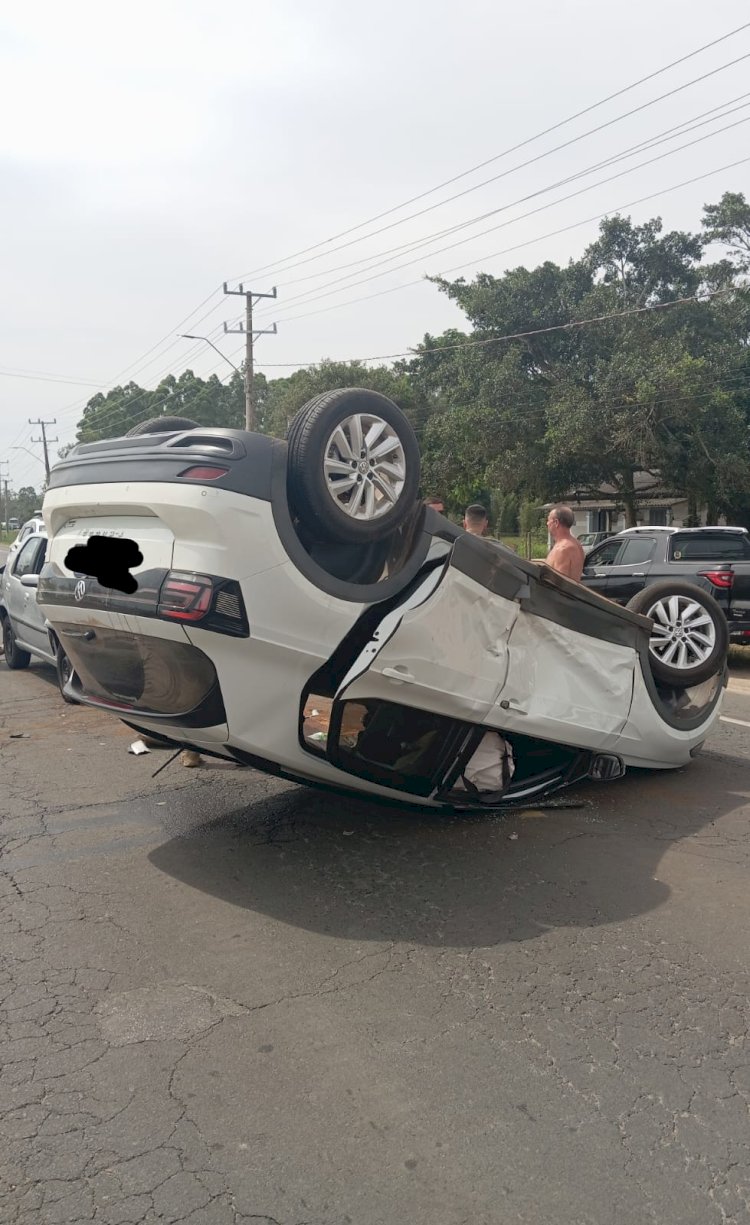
[38,395,727,811]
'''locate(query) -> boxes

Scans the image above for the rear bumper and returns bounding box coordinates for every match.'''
[55,623,227,728]
[728,620,750,644]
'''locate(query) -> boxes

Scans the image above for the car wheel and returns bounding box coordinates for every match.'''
[626,581,729,687]
[286,388,421,543]
[3,617,31,670]
[55,644,79,704]
[126,416,200,436]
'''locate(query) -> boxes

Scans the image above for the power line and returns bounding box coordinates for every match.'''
[253,116,750,325]
[245,290,736,368]
[235,21,750,280]
[52,153,749,444]
[246,153,750,332]
[0,368,105,388]
[262,91,750,295]
[40,26,750,428]
[241,54,750,292]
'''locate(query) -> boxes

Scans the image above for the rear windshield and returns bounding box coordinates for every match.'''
[670,533,750,562]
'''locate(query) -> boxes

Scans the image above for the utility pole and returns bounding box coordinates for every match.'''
[222,283,278,431]
[0,461,8,531]
[28,418,58,482]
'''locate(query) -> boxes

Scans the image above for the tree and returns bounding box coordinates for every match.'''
[411,204,750,525]
[76,369,251,443]
[260,359,428,440]
[9,486,42,523]
[702,191,750,274]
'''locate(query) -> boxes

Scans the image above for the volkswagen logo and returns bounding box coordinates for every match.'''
[74,579,86,602]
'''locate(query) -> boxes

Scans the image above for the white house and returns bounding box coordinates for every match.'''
[548,472,714,534]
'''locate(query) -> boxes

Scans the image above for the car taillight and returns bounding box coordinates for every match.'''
[159,573,213,621]
[157,571,250,637]
[177,466,229,480]
[699,569,734,590]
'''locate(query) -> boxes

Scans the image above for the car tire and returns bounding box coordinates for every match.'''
[3,617,31,670]
[55,644,79,704]
[126,416,200,436]
[626,581,728,687]
[286,388,421,543]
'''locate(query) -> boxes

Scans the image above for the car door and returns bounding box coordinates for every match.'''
[334,554,523,722]
[604,536,657,604]
[7,537,50,656]
[581,538,625,596]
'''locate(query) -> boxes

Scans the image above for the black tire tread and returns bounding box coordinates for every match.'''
[3,617,31,670]
[627,579,728,687]
[286,388,420,544]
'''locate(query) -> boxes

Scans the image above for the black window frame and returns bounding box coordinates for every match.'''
[586,539,625,567]
[616,537,657,566]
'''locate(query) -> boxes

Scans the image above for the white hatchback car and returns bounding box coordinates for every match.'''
[37,390,728,811]
[1,527,77,700]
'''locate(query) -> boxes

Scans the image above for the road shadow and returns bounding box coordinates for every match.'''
[148,752,747,949]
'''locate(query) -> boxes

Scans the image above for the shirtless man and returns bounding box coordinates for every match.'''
[545,505,585,581]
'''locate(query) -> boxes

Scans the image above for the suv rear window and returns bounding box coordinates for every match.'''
[670,533,750,562]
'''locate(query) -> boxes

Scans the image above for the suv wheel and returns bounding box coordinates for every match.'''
[287,388,421,544]
[3,617,31,670]
[626,581,728,687]
[55,644,79,704]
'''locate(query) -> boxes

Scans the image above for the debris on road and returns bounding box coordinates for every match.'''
[129,739,150,755]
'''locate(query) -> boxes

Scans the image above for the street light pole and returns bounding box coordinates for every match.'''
[180,334,241,374]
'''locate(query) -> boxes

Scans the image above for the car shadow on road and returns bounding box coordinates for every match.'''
[147,752,747,949]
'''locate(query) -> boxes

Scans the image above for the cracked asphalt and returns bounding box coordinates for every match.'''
[2,646,750,1225]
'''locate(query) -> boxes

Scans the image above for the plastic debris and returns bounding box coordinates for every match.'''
[129,739,150,755]
[508,832,519,841]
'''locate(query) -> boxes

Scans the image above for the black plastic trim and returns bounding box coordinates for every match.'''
[47,428,275,501]
[67,676,227,728]
[451,533,653,650]
[637,645,727,731]
[269,442,434,602]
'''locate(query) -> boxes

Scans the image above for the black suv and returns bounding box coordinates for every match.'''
[581,527,750,644]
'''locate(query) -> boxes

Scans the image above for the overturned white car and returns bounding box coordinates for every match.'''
[38,389,727,810]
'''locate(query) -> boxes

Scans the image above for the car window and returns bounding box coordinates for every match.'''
[12,538,44,578]
[586,540,623,567]
[617,537,656,565]
[670,533,750,561]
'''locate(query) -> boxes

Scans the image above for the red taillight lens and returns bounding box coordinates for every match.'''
[159,572,213,621]
[699,569,734,589]
[177,466,229,480]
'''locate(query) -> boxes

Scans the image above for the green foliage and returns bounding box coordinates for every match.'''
[5,485,42,524]
[496,492,519,534]
[519,500,545,536]
[70,195,750,528]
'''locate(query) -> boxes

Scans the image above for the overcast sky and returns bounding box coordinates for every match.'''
[1,0,749,489]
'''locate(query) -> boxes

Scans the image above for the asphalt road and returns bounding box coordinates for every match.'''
[1,644,750,1224]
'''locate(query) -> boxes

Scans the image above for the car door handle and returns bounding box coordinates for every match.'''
[382,666,415,683]
[631,572,646,577]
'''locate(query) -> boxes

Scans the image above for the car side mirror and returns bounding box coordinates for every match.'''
[20,573,39,588]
